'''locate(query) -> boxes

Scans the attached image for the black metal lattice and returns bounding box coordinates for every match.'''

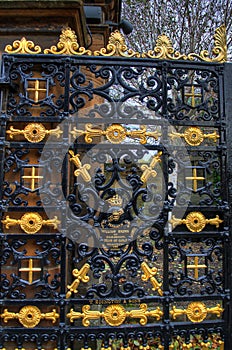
[0,54,231,350]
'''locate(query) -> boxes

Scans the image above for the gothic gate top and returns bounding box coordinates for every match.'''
[0,26,231,350]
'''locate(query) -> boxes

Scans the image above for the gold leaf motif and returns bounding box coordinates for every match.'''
[142,34,187,60]
[4,37,42,54]
[69,150,91,182]
[187,25,227,62]
[169,211,223,232]
[170,302,223,323]
[44,27,91,56]
[141,262,163,296]
[140,151,162,183]
[7,123,62,143]
[0,306,59,328]
[2,212,60,234]
[94,30,140,57]
[169,126,219,146]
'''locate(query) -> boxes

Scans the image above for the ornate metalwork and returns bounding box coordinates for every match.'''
[94,30,140,57]
[4,37,42,54]
[141,262,163,296]
[169,126,219,146]
[6,123,62,143]
[185,167,205,192]
[67,303,163,326]
[69,150,91,182]
[169,211,223,232]
[66,263,90,298]
[70,123,160,144]
[0,306,59,328]
[22,167,43,191]
[2,212,60,233]
[170,302,223,323]
[44,27,91,55]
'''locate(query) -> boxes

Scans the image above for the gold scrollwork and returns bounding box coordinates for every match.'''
[6,123,63,143]
[4,37,42,54]
[67,303,163,327]
[142,34,187,60]
[140,151,162,183]
[141,262,163,296]
[69,150,91,182]
[170,302,223,323]
[70,123,160,145]
[2,212,60,234]
[44,27,91,55]
[94,30,140,58]
[169,127,219,146]
[0,306,59,328]
[66,263,90,298]
[169,211,223,232]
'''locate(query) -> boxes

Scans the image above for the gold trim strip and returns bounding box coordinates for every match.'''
[170,302,223,323]
[67,303,163,327]
[169,127,219,146]
[70,123,160,145]
[169,211,223,232]
[6,123,63,143]
[0,306,59,328]
[2,212,60,234]
[66,263,90,298]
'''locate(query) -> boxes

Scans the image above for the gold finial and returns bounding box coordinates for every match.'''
[94,30,140,57]
[140,151,162,183]
[69,150,91,182]
[141,262,163,296]
[66,263,90,298]
[4,37,42,54]
[44,27,91,55]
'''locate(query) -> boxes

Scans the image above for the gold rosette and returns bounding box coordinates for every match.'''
[105,124,127,143]
[103,304,127,326]
[18,306,41,328]
[185,212,206,232]
[20,213,43,234]
[186,302,207,323]
[24,123,46,143]
[184,127,204,146]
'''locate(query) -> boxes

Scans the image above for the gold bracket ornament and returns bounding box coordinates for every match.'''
[70,123,160,145]
[44,27,91,55]
[169,211,223,232]
[170,302,223,323]
[67,303,163,327]
[0,305,59,328]
[141,262,163,296]
[169,127,219,146]
[94,30,140,58]
[6,123,63,143]
[2,212,60,234]
[140,151,162,183]
[4,37,42,54]
[69,150,91,182]
[66,263,90,298]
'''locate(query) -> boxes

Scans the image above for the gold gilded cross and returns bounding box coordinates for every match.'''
[22,166,43,191]
[185,85,202,107]
[185,167,205,192]
[27,79,47,102]
[187,256,206,279]
[19,258,41,284]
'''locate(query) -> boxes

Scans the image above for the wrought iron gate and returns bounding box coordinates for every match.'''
[0,27,231,350]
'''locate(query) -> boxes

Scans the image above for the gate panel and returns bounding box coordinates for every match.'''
[0,53,230,350]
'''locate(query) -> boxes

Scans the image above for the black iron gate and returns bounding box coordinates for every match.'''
[0,28,231,350]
